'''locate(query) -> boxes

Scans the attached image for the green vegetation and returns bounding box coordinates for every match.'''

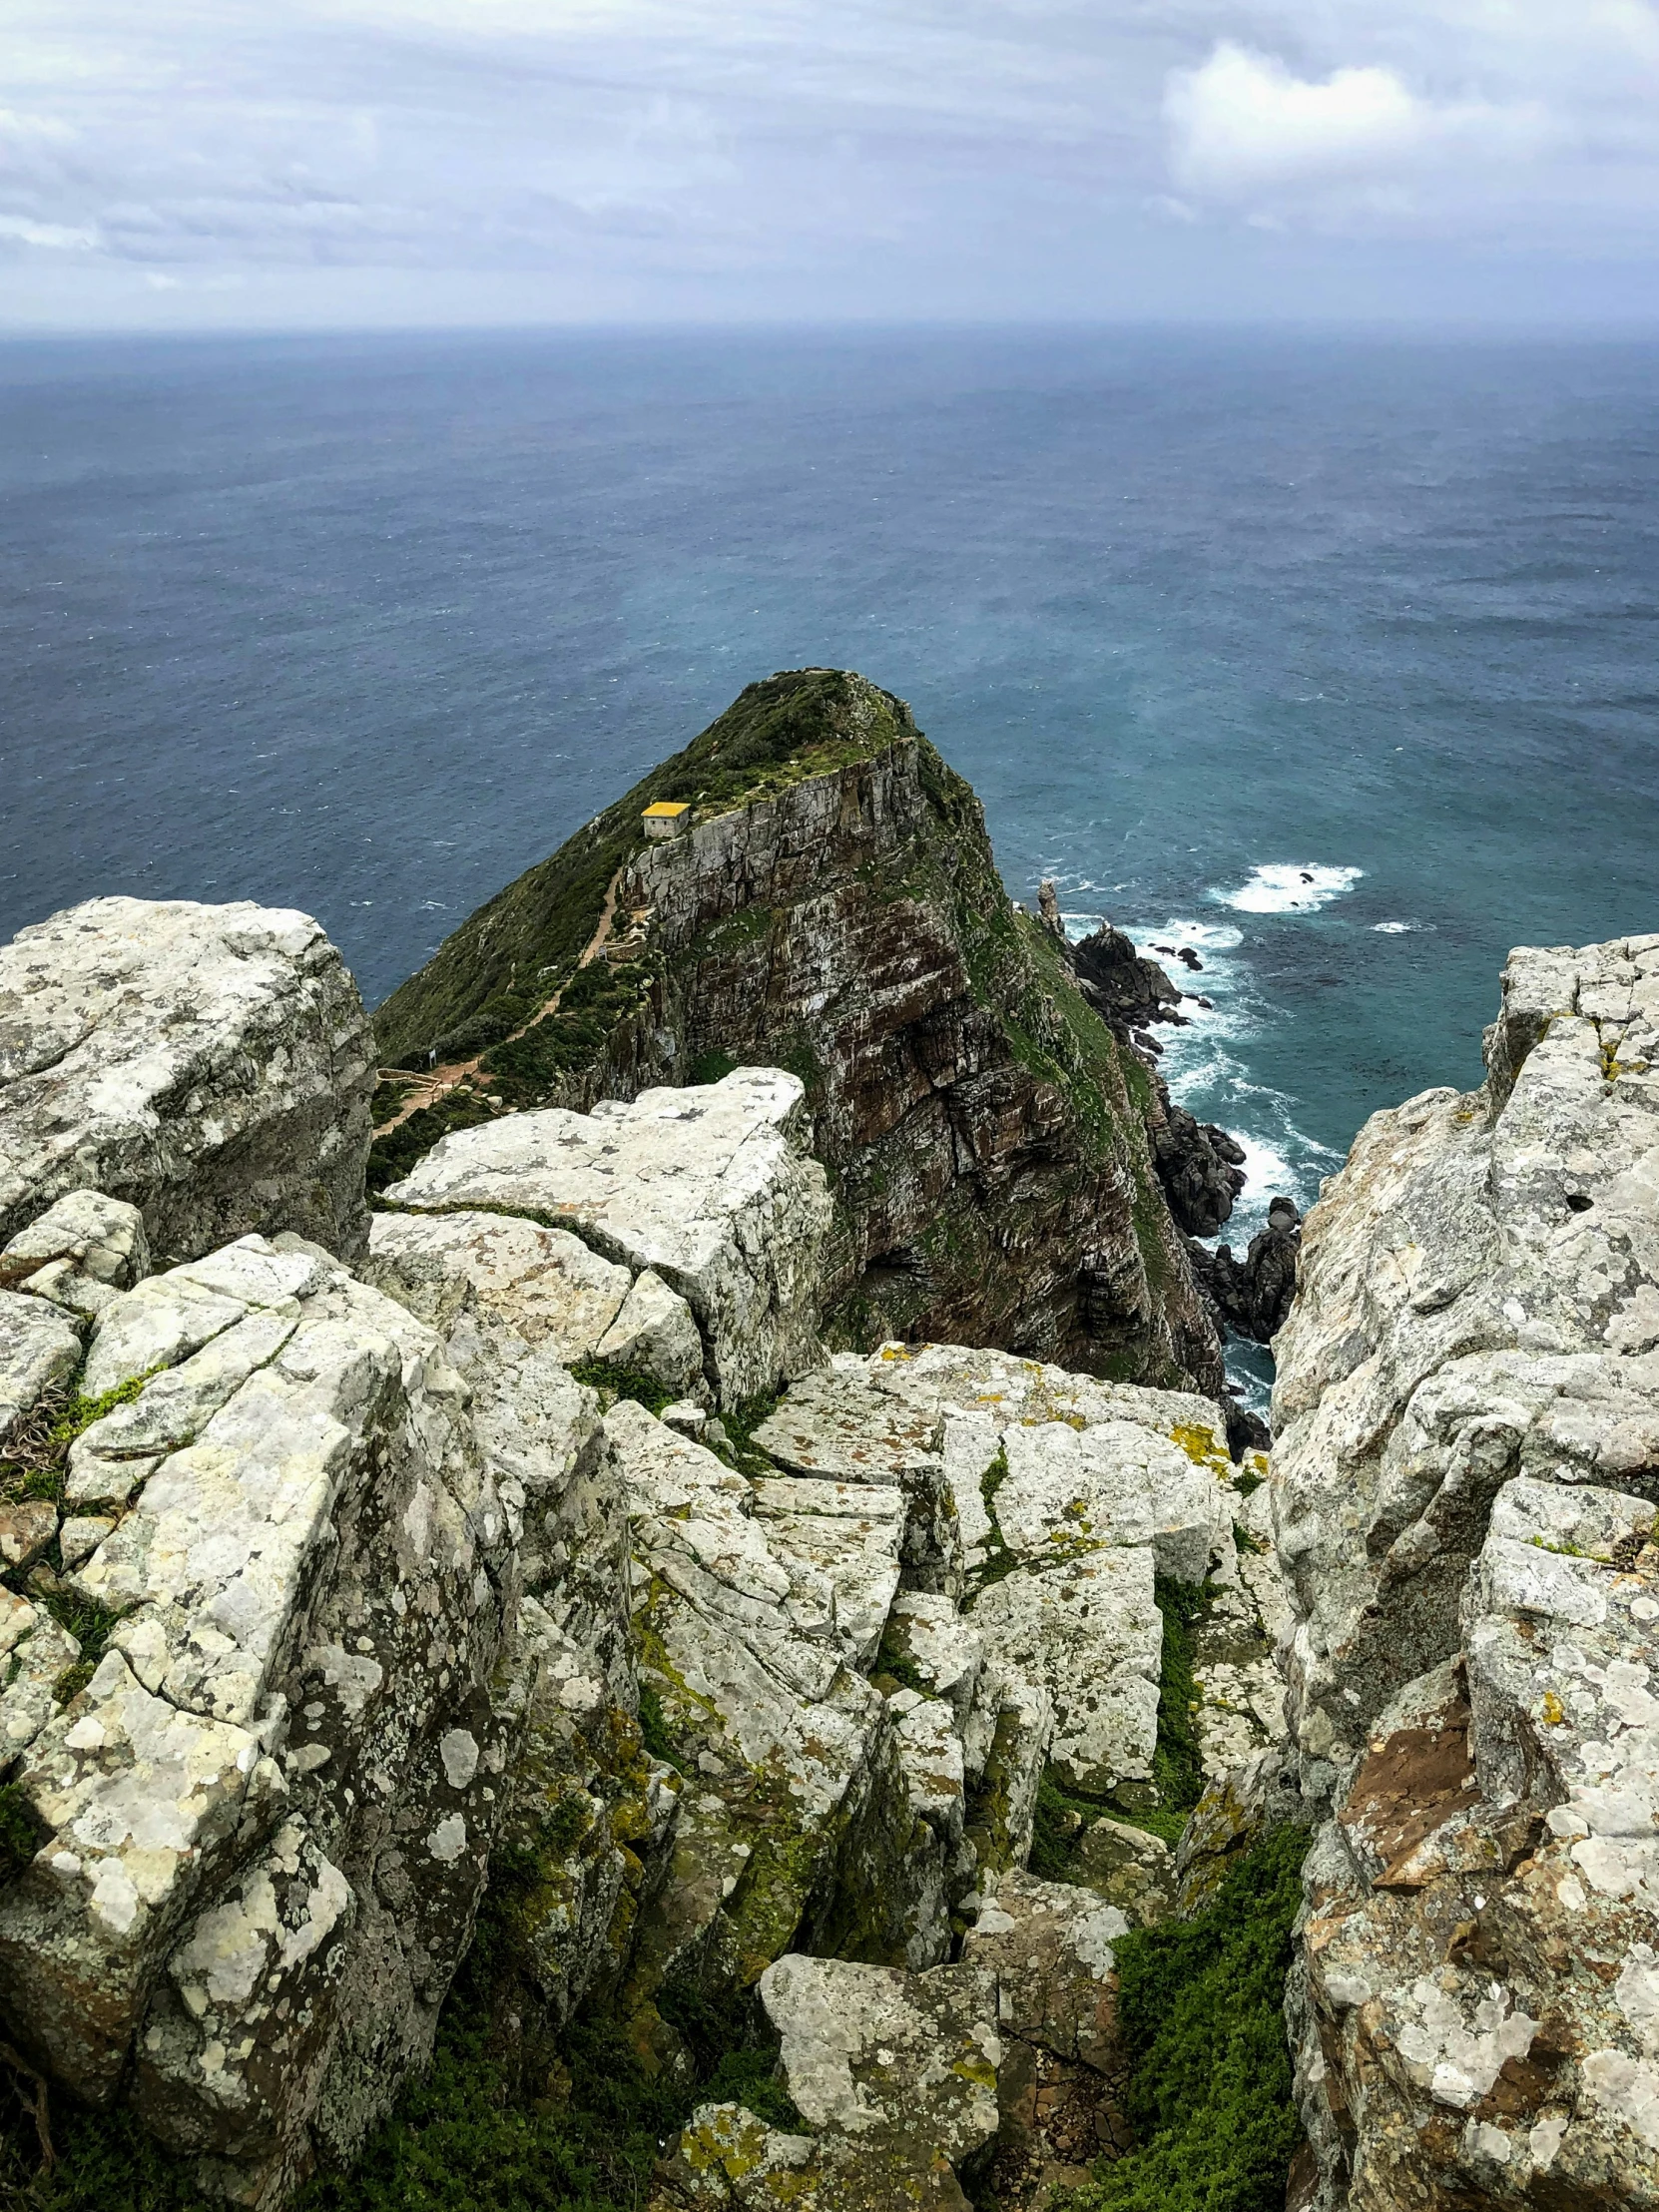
[1055,1824,1310,2212]
[367,1086,500,1197]
[374,670,914,1073]
[635,1682,684,1772]
[963,1445,1024,1595]
[0,1861,797,2212]
[1141,1576,1209,1844]
[707,1390,782,1478]
[567,1357,675,1419]
[0,1782,45,1882]
[0,1370,152,1511]
[40,1589,123,1708]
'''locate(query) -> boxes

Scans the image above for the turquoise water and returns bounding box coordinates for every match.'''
[4,328,1657,1350]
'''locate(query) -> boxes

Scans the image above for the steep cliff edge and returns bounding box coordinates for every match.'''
[1272,932,1659,2209]
[0,895,1287,2210]
[373,670,1221,1395]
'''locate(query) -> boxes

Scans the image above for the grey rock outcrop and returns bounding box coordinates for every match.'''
[1273,933,1659,2208]
[381,1068,830,1407]
[663,1875,1131,2212]
[0,899,374,1268]
[0,1233,520,2203]
[0,888,1268,2208]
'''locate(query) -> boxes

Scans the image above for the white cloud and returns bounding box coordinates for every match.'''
[0,212,98,248]
[1164,40,1553,207]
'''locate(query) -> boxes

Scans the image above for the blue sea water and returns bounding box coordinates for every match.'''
[3,325,1657,1396]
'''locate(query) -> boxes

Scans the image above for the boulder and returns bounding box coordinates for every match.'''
[0,898,373,1267]
[381,1068,831,1406]
[0,1188,151,1318]
[969,1550,1161,1799]
[761,1950,1000,2165]
[610,1398,939,1996]
[751,1365,962,1593]
[961,1871,1132,2187]
[0,1234,518,2203]
[0,1287,80,1445]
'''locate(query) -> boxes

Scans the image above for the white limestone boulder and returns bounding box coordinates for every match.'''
[363,1207,632,1358]
[611,1398,941,1995]
[0,1233,520,2204]
[382,1068,830,1406]
[0,1287,80,1446]
[0,1189,150,1319]
[0,898,374,1267]
[751,1366,961,1592]
[759,1951,1001,2163]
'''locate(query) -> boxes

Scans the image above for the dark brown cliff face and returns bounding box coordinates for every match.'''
[373,671,1223,1394]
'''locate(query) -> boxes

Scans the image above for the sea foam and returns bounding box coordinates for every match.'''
[1214,863,1363,915]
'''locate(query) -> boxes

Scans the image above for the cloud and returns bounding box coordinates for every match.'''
[0,212,98,249]
[1164,40,1553,208]
[1,1,1658,322]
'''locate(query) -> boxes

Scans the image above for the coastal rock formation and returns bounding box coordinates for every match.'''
[1145,1087,1247,1241]
[0,1232,521,2202]
[381,1068,830,1407]
[1273,933,1659,2208]
[1,893,1276,2209]
[1068,924,1182,1039]
[0,898,374,1268]
[1188,1197,1302,1345]
[372,670,1221,1395]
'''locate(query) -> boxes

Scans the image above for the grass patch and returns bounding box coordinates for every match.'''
[707,1391,781,1478]
[40,1588,124,1707]
[636,1683,685,1773]
[0,1782,46,1882]
[568,1359,675,1419]
[1055,1824,1310,2212]
[0,1371,151,1511]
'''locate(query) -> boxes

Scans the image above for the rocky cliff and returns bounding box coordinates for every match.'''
[1272,933,1659,2209]
[0,892,1291,2212]
[371,671,1221,1396]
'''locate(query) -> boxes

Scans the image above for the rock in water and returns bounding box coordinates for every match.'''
[372,670,1220,1395]
[0,898,374,1266]
[1068,923,1183,1035]
[1187,1195,1301,1344]
[1273,933,1659,2208]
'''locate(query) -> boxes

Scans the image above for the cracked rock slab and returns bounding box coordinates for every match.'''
[760,1951,1001,2163]
[967,1548,1160,1798]
[0,897,374,1267]
[382,1067,832,1407]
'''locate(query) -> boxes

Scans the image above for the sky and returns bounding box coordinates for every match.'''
[3,0,1659,329]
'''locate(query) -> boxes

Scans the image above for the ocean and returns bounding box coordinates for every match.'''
[4,326,1657,1397]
